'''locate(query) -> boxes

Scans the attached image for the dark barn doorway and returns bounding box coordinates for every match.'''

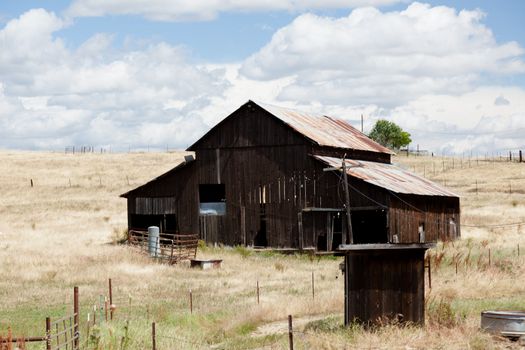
[254,204,268,247]
[130,214,177,232]
[352,209,388,244]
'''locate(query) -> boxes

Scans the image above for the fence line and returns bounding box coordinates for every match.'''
[3,242,523,349]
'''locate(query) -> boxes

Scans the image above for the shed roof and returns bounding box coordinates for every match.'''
[188,100,393,154]
[313,155,458,197]
[120,158,195,198]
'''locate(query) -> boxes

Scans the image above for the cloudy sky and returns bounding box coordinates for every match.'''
[1,1,524,154]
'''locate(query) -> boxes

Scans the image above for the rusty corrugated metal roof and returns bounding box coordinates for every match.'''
[255,101,393,154]
[314,155,458,197]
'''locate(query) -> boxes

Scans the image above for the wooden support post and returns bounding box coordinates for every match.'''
[288,315,294,350]
[109,278,114,320]
[46,317,51,350]
[74,286,79,350]
[342,157,353,244]
[241,206,246,246]
[427,261,432,290]
[297,212,303,250]
[151,322,156,350]
[256,280,260,305]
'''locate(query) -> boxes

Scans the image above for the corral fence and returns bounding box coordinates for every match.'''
[128,230,198,264]
[1,287,79,350]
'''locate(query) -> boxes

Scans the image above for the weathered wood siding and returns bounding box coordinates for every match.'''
[345,248,426,325]
[124,102,460,248]
[389,195,461,243]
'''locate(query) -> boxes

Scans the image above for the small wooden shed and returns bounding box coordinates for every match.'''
[339,243,433,325]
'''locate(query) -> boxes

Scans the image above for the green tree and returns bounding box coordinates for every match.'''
[368,119,411,150]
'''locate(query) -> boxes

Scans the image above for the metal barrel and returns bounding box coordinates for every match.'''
[148,226,160,257]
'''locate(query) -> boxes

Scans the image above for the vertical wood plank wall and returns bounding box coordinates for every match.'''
[124,104,461,247]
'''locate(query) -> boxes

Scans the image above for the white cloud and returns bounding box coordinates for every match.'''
[2,4,525,155]
[65,0,404,21]
[241,2,525,106]
[0,9,230,150]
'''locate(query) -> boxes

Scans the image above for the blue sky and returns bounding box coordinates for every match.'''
[0,1,524,153]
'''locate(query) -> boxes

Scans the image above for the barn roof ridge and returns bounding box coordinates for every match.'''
[187,100,394,154]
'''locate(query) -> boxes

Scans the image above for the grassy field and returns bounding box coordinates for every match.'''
[0,150,524,349]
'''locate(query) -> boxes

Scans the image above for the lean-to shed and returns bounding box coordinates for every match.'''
[121,100,460,250]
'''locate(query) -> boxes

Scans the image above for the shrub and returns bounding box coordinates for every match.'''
[427,299,464,328]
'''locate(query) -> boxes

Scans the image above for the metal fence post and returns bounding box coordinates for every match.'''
[74,286,79,350]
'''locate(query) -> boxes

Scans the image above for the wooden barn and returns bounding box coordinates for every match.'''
[121,100,460,251]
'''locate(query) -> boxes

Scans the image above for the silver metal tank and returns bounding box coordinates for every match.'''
[148,226,160,257]
[481,311,525,338]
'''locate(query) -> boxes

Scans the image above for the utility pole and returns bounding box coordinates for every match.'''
[342,157,354,244]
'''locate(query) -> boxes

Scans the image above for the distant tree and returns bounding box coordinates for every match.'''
[368,120,411,150]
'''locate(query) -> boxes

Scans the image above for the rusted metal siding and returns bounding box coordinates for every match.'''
[344,246,427,325]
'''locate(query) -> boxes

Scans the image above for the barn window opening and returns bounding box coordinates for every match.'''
[199,184,226,215]
[130,214,177,233]
[352,209,388,244]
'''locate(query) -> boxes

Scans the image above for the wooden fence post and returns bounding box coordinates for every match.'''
[288,315,294,350]
[109,278,114,320]
[189,290,193,314]
[7,327,12,350]
[151,322,156,350]
[46,317,51,350]
[256,281,260,305]
[311,271,315,300]
[74,286,79,350]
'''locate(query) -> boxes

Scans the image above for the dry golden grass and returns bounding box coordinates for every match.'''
[0,151,524,349]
